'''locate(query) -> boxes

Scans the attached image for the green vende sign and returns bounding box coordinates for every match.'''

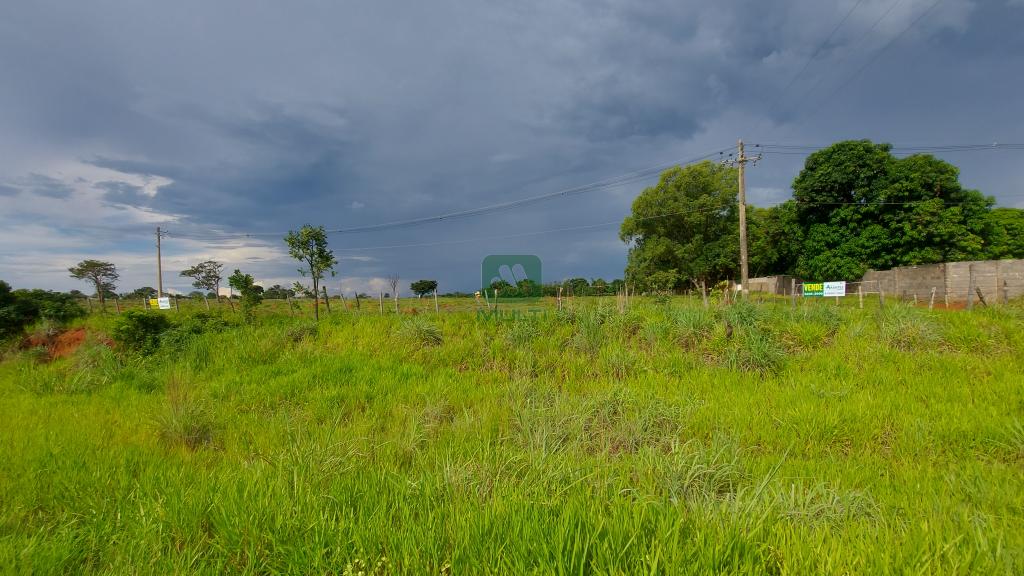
[802,282,825,297]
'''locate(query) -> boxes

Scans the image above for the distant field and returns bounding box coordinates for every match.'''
[1,297,1022,574]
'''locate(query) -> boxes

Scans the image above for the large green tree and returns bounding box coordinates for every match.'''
[985,207,1024,259]
[792,140,994,280]
[284,225,337,321]
[620,161,738,291]
[748,201,802,277]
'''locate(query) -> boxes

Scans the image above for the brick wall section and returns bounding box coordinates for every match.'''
[862,259,1024,302]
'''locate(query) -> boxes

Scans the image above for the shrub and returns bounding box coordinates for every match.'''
[111,310,171,354]
[399,317,443,347]
[1,282,84,341]
[160,312,232,349]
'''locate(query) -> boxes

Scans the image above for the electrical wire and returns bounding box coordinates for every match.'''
[766,0,867,119]
[163,146,732,241]
[796,0,945,125]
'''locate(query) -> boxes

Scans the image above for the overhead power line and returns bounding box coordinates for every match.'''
[796,0,945,125]
[164,146,731,241]
[766,0,867,119]
[779,0,908,122]
[327,194,1023,253]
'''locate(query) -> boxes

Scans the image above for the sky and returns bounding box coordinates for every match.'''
[2,0,1023,295]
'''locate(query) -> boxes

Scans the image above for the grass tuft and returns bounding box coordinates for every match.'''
[398,317,444,347]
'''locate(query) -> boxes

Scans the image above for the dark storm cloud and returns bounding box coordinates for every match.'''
[1,0,1022,291]
[0,184,19,197]
[96,180,147,207]
[24,174,74,199]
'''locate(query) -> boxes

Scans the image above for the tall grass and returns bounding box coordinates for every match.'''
[0,296,1022,573]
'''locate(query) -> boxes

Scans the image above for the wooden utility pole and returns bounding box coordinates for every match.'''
[722,140,760,298]
[156,226,165,297]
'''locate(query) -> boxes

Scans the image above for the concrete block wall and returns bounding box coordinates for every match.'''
[862,259,1024,302]
[747,275,798,296]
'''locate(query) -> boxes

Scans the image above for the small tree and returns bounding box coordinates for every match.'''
[68,259,119,310]
[410,279,438,298]
[387,274,400,311]
[227,269,263,323]
[180,260,224,302]
[284,225,337,321]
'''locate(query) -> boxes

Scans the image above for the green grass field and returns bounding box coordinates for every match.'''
[1,297,1022,574]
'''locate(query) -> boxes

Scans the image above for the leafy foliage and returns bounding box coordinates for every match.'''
[410,279,438,297]
[985,207,1024,259]
[792,140,994,280]
[227,269,263,323]
[68,260,119,308]
[621,161,738,291]
[263,284,296,299]
[111,311,171,354]
[0,282,85,341]
[285,225,337,321]
[179,260,224,295]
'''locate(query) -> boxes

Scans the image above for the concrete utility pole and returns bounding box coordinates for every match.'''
[722,140,761,299]
[156,226,165,298]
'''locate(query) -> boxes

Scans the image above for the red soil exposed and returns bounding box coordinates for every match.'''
[22,327,112,360]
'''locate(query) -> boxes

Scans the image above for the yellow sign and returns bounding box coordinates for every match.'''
[149,298,159,308]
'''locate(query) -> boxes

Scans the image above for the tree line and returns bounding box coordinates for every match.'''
[622,139,1024,291]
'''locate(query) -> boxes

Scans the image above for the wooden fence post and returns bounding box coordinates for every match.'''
[354,292,361,310]
[174,295,180,312]
[967,264,976,310]
[323,287,331,313]
[379,292,384,315]
[433,289,439,313]
[858,284,863,309]
[203,295,210,311]
[929,287,936,310]
[1003,280,1010,306]
[114,297,121,314]
[340,292,347,311]
[494,289,499,312]
[87,298,93,313]
[557,286,562,311]
[878,289,885,308]
[701,280,709,309]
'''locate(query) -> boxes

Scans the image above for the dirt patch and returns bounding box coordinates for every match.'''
[21,327,112,361]
[51,328,88,359]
